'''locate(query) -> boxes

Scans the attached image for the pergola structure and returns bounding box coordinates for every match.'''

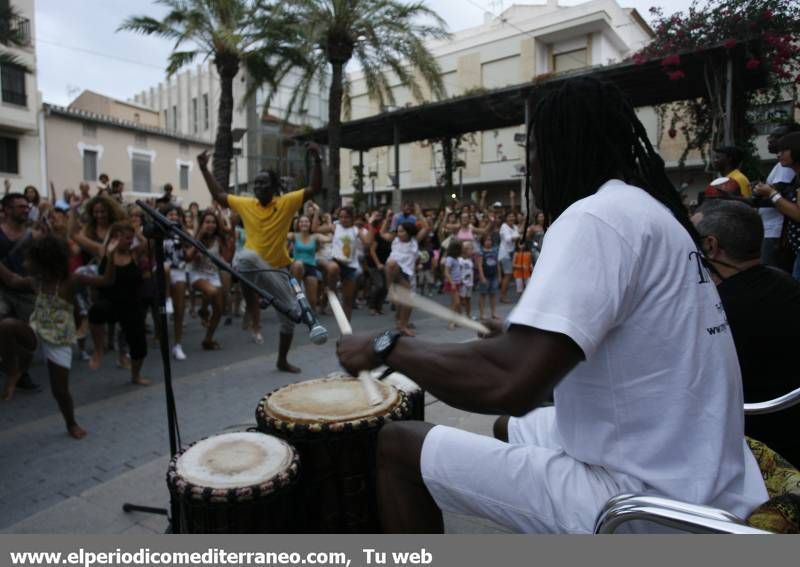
[296,42,766,208]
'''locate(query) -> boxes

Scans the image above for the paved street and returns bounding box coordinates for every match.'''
[0,295,516,533]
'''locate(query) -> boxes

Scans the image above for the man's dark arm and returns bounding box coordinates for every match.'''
[338,325,583,417]
[303,143,323,202]
[197,150,229,208]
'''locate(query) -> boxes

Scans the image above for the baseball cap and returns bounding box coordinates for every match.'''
[777,132,800,152]
[492,201,503,208]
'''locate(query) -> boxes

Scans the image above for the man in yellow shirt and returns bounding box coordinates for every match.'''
[198,144,322,373]
[712,146,751,198]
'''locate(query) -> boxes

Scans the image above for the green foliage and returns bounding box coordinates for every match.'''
[636,0,800,173]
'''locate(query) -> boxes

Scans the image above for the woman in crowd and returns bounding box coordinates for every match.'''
[289,210,331,316]
[185,209,233,351]
[88,222,149,385]
[498,211,520,303]
[330,206,371,321]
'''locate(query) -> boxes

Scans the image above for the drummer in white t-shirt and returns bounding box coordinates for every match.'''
[337,77,767,534]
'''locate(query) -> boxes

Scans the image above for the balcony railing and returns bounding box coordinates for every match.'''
[1,14,32,46]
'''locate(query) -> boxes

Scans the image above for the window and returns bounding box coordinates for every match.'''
[748,101,794,136]
[0,136,19,174]
[553,48,588,73]
[132,153,152,193]
[82,123,96,137]
[192,97,198,134]
[172,105,178,131]
[179,164,189,190]
[83,150,98,181]
[1,63,27,106]
[203,93,209,130]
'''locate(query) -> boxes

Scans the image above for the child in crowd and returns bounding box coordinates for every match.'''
[459,241,475,320]
[0,233,121,439]
[512,240,533,292]
[477,234,499,320]
[416,231,436,297]
[443,239,463,330]
[381,219,429,337]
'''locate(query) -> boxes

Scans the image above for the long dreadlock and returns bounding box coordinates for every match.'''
[523,77,700,245]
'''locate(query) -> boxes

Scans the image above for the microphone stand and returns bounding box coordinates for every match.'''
[121,201,313,533]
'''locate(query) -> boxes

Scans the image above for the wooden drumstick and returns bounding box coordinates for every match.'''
[327,290,383,406]
[388,285,491,334]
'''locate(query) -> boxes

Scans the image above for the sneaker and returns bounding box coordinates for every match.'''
[165,297,174,315]
[252,332,264,345]
[80,351,91,362]
[172,344,187,361]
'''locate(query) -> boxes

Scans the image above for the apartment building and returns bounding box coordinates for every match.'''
[0,0,43,194]
[341,0,654,206]
[43,91,212,207]
[130,63,329,191]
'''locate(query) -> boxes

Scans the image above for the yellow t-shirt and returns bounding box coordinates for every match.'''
[728,169,751,198]
[228,190,305,268]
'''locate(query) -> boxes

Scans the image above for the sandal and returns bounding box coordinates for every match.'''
[201,340,222,350]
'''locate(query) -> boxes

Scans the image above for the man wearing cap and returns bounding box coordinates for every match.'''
[754,131,800,280]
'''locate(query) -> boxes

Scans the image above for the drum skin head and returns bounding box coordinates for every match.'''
[176,432,294,489]
[264,375,399,424]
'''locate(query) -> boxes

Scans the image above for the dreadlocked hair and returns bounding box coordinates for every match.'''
[524,77,699,244]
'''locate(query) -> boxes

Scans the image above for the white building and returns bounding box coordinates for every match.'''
[0,0,44,195]
[341,0,654,205]
[131,62,329,191]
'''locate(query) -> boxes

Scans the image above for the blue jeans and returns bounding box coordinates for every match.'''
[793,254,800,281]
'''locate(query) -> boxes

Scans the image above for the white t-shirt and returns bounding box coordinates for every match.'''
[507,179,766,519]
[498,223,519,260]
[331,224,361,269]
[760,163,796,238]
[389,238,419,278]
[459,257,474,287]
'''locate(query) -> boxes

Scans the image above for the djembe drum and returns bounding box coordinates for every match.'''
[255,374,410,533]
[167,431,301,533]
[380,371,425,421]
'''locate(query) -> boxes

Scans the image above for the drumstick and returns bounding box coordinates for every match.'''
[326,290,383,406]
[388,285,490,334]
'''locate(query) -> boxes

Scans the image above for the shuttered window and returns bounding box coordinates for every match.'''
[83,150,98,181]
[0,136,19,174]
[131,154,151,192]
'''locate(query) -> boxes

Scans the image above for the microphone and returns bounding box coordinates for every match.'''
[288,276,328,345]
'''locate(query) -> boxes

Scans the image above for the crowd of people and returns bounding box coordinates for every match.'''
[0,157,542,439]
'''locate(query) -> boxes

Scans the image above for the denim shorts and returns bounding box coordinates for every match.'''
[302,263,323,281]
[477,276,499,295]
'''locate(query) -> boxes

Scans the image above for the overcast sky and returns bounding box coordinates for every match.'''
[35,0,695,107]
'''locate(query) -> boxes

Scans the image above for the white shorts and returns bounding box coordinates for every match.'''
[420,406,645,533]
[38,338,72,370]
[169,268,188,285]
[189,271,221,288]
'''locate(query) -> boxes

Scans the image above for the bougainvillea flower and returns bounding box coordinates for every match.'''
[661,54,681,67]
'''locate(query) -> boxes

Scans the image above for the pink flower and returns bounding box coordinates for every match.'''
[661,54,681,67]
[667,70,686,81]
[724,39,737,49]
[745,58,760,71]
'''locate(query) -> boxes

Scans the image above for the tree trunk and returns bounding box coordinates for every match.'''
[328,58,345,210]
[212,56,239,191]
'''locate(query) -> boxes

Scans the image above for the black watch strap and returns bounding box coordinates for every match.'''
[373,329,404,363]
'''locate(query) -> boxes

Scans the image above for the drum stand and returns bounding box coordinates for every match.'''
[123,201,315,533]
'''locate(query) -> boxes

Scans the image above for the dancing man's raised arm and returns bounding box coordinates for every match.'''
[197,150,229,208]
[303,143,323,202]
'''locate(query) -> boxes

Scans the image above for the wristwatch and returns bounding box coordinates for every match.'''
[373,329,404,364]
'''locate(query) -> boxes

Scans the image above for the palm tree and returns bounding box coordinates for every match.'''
[274,0,449,206]
[119,0,303,188]
[0,4,31,70]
